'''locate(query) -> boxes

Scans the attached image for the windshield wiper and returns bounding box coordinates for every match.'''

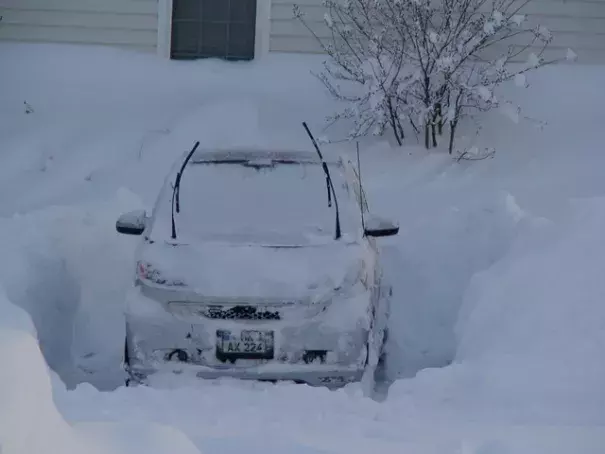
[171,141,200,239]
[302,122,342,240]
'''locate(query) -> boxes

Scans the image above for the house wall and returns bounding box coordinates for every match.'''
[1,0,604,63]
[0,0,159,53]
[269,0,605,63]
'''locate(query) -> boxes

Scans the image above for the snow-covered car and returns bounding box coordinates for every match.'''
[115,136,399,388]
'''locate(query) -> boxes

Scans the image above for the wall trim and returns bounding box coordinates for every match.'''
[157,0,173,59]
[254,0,271,59]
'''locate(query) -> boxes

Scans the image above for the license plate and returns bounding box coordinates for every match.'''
[216,330,274,361]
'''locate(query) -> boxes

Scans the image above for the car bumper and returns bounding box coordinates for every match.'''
[123,285,375,388]
[126,361,365,388]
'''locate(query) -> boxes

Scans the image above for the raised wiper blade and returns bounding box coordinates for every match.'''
[302,122,342,240]
[171,141,200,240]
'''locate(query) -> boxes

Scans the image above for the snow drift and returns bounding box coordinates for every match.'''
[0,188,144,389]
[0,289,201,454]
[1,42,605,453]
[386,195,605,426]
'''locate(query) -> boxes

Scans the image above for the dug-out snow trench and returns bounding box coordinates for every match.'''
[1,183,523,395]
[0,190,143,391]
[372,188,528,385]
[18,252,81,387]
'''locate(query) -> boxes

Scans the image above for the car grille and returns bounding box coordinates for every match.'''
[202,305,281,320]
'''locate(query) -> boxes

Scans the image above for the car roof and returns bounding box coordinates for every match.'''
[190,147,342,166]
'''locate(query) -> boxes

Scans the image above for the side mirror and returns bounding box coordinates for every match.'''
[116,210,147,236]
[364,215,399,238]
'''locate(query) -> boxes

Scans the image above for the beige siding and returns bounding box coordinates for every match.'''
[0,0,158,53]
[270,0,605,63]
[1,0,603,62]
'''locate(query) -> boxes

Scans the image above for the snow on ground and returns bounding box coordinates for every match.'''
[1,42,604,453]
[0,287,200,454]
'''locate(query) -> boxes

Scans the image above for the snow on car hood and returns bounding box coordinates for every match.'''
[137,240,364,301]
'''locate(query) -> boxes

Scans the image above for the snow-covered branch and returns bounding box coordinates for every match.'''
[294,0,576,154]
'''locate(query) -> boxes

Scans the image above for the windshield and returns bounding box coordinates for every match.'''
[152,160,360,245]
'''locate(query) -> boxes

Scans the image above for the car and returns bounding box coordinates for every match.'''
[115,130,399,389]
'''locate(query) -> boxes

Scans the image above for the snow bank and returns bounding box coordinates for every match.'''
[385,195,605,426]
[362,62,605,381]
[0,188,144,389]
[0,289,201,454]
[0,298,89,454]
[0,43,339,216]
[2,42,605,454]
[75,422,202,454]
[455,196,605,423]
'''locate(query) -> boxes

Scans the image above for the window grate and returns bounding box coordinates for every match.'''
[171,0,257,61]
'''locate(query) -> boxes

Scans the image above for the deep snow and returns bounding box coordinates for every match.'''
[0,42,604,453]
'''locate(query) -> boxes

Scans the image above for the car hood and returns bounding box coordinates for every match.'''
[137,241,365,301]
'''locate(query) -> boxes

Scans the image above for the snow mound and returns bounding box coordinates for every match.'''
[0,188,144,390]
[2,42,605,454]
[386,195,605,425]
[0,321,89,454]
[455,196,605,422]
[75,422,201,454]
[0,290,201,454]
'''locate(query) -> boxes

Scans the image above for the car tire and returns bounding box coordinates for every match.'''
[123,338,130,366]
[378,327,389,366]
[123,338,132,387]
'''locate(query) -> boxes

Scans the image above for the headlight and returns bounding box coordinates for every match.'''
[136,261,186,287]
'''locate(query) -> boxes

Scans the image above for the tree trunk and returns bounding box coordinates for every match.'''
[436,103,443,135]
[424,124,430,149]
[396,116,406,142]
[448,121,457,155]
[409,118,419,135]
[387,99,403,146]
[391,122,403,147]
